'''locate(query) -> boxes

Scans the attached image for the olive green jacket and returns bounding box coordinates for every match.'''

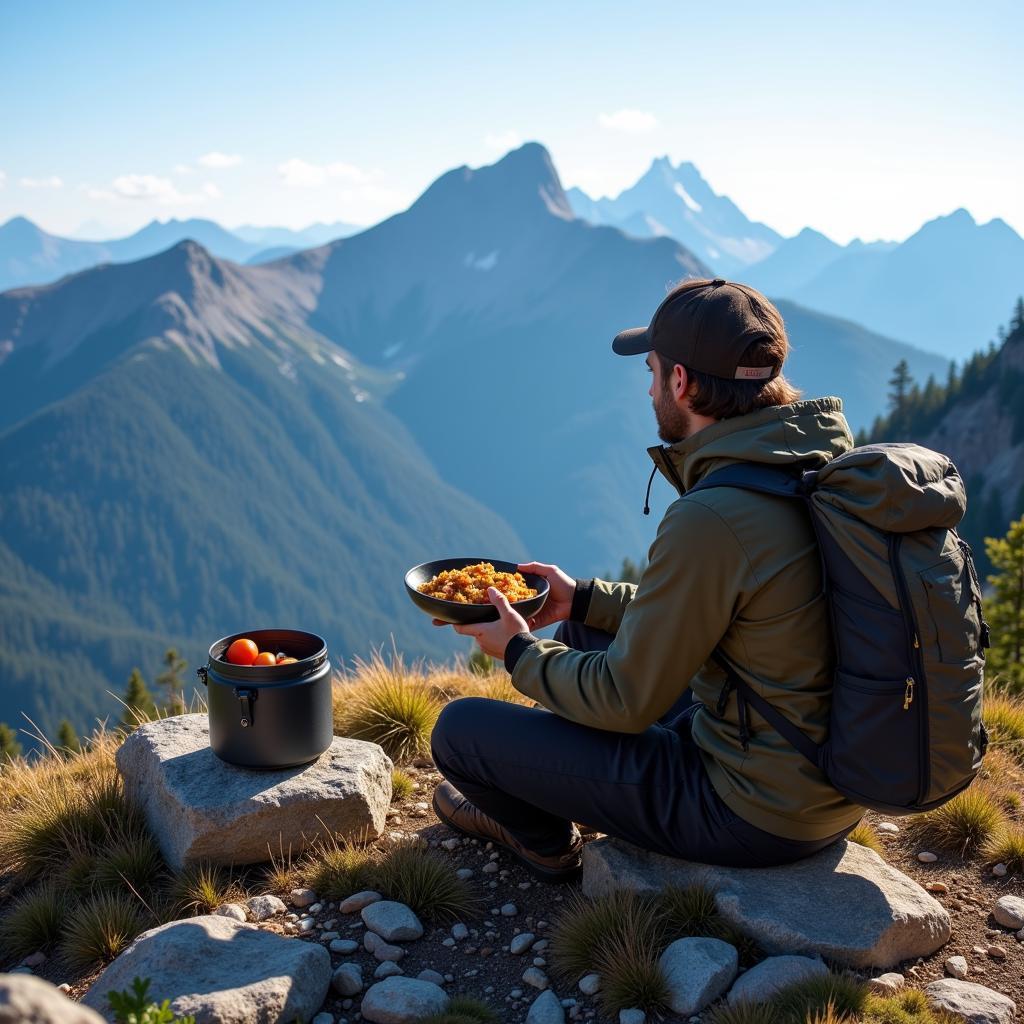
[508,398,866,841]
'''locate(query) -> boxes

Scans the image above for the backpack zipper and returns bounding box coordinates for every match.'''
[889,534,930,805]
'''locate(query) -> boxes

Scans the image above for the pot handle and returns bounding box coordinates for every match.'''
[235,687,256,728]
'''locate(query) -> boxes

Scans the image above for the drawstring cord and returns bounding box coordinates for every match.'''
[642,464,658,516]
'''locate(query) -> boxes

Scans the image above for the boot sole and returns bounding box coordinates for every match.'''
[431,792,582,884]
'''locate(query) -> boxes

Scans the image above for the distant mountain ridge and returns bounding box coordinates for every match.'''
[0,216,363,291]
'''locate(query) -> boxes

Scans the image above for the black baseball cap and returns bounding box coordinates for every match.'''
[612,278,781,381]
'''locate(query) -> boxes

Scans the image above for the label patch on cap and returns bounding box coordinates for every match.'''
[734,366,777,380]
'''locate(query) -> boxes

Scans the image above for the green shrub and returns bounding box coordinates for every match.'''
[168,862,245,915]
[0,882,67,958]
[61,891,148,969]
[421,996,498,1023]
[847,822,885,855]
[774,973,869,1024]
[391,767,415,801]
[598,927,671,1014]
[303,838,377,901]
[107,977,196,1024]
[705,1002,779,1024]
[906,786,1007,857]
[864,986,962,1023]
[983,823,1024,873]
[373,841,480,921]
[657,883,719,937]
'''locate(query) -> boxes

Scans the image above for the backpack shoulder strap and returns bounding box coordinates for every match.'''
[686,463,809,501]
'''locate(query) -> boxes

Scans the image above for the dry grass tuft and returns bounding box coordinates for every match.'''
[705,1002,780,1024]
[372,840,481,922]
[262,839,304,894]
[391,767,415,801]
[302,835,377,901]
[333,652,442,762]
[420,995,499,1024]
[773,973,869,1024]
[598,926,672,1014]
[863,986,962,1023]
[60,891,148,970]
[0,881,67,959]
[982,822,1024,874]
[657,882,720,937]
[984,692,1024,759]
[847,822,885,856]
[168,862,246,915]
[906,785,1008,857]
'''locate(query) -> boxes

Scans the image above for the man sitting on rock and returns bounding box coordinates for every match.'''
[430,277,865,882]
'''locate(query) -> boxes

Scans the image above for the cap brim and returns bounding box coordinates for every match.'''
[611,326,653,356]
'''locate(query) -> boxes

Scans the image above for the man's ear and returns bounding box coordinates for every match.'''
[673,363,689,401]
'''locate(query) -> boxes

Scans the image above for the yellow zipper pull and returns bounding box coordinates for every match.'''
[913,634,920,650]
[904,677,915,711]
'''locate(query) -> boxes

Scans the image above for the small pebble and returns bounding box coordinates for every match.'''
[971,945,987,955]
[330,939,359,955]
[482,863,499,875]
[452,923,469,940]
[418,969,446,985]
[992,863,1008,877]
[579,973,601,996]
[533,939,549,951]
[340,891,382,914]
[442,838,460,851]
[925,882,948,893]
[877,822,899,834]
[510,932,536,955]
[501,903,518,916]
[290,888,317,907]
[917,851,938,863]
[442,937,456,948]
[373,960,403,979]
[373,942,404,962]
[511,989,524,999]
[944,956,969,979]
[308,902,323,914]
[456,868,474,880]
[523,966,549,989]
[619,1011,646,1024]
[57,984,71,993]
[987,945,1007,959]
[533,956,547,967]
[297,917,316,933]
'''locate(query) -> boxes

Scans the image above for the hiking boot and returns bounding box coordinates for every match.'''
[432,781,582,883]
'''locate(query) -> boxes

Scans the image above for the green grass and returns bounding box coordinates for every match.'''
[863,987,962,1024]
[984,692,1024,757]
[302,837,377,900]
[773,973,869,1024]
[60,891,148,970]
[333,653,442,762]
[906,786,1008,857]
[983,823,1024,873]
[706,1003,780,1024]
[168,862,245,915]
[91,834,165,895]
[391,767,415,801]
[420,996,498,1024]
[658,883,720,937]
[0,881,67,958]
[598,926,672,1014]
[373,841,481,921]
[847,822,885,856]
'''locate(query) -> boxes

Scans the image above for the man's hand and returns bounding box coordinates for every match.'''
[517,561,575,631]
[450,587,530,659]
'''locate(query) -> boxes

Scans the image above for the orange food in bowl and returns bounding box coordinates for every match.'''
[226,638,259,665]
[417,562,537,605]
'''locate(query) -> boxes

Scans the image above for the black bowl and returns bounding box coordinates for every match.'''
[405,558,549,625]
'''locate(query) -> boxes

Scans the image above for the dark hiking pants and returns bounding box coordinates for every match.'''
[431,620,857,868]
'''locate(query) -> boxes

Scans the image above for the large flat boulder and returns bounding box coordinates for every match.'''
[82,914,331,1023]
[582,837,950,968]
[116,714,391,869]
[0,974,105,1024]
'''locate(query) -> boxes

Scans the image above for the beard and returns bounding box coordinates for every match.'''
[653,380,691,444]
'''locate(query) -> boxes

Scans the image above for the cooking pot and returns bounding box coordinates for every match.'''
[198,628,333,769]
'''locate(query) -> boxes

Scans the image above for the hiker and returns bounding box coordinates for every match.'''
[430,277,870,881]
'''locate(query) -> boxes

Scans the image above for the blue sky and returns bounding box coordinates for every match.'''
[2,1,1021,243]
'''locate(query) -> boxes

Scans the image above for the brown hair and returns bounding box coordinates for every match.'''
[656,279,801,420]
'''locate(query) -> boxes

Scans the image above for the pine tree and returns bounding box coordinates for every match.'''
[0,721,22,761]
[56,718,81,755]
[887,359,914,424]
[1013,295,1024,332]
[984,515,1024,693]
[120,668,158,730]
[156,648,188,715]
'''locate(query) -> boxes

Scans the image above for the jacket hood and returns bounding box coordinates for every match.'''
[648,397,854,495]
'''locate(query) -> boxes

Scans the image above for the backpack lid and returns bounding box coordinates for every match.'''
[810,443,965,533]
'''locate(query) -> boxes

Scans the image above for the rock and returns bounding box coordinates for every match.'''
[991,863,1008,878]
[926,882,949,894]
[868,973,905,994]
[583,837,951,968]
[340,891,382,914]
[986,946,1006,960]
[81,914,331,1024]
[291,888,317,907]
[482,862,499,874]
[332,963,363,996]
[619,1011,646,1024]
[0,974,106,1023]
[877,822,900,834]
[312,1014,334,1024]
[510,932,536,955]
[373,942,405,962]
[213,903,248,922]
[441,838,460,851]
[456,868,474,880]
[918,851,938,863]
[116,715,391,869]
[330,938,360,955]
[992,895,1024,930]
[374,961,404,979]
[659,937,738,1015]
[501,903,519,916]
[726,954,827,1004]
[945,956,969,979]
[20,952,46,968]
[417,969,446,985]
[246,894,286,921]
[526,989,565,1024]
[523,967,550,989]
[578,973,601,996]
[451,923,469,941]
[361,901,424,942]
[925,979,1016,1024]
[360,977,448,1023]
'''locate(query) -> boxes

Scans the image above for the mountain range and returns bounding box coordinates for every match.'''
[0,216,363,291]
[0,142,962,740]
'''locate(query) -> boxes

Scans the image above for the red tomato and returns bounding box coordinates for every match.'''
[253,652,277,666]
[226,638,259,665]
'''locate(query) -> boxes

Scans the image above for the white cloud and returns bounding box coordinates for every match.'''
[173,163,193,175]
[202,181,222,199]
[0,170,6,188]
[277,158,370,188]
[484,130,522,153]
[198,151,242,168]
[98,174,220,206]
[598,109,659,134]
[20,175,64,189]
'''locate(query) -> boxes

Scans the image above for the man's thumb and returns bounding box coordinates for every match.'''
[487,586,512,614]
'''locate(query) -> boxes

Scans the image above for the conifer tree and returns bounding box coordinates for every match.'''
[120,668,158,730]
[0,722,22,761]
[984,515,1024,693]
[156,648,188,715]
[887,359,914,424]
[56,718,81,755]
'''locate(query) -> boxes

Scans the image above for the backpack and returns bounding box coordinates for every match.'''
[687,442,990,816]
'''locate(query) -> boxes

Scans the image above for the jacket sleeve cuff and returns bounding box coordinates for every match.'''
[570,578,595,622]
[504,631,540,674]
